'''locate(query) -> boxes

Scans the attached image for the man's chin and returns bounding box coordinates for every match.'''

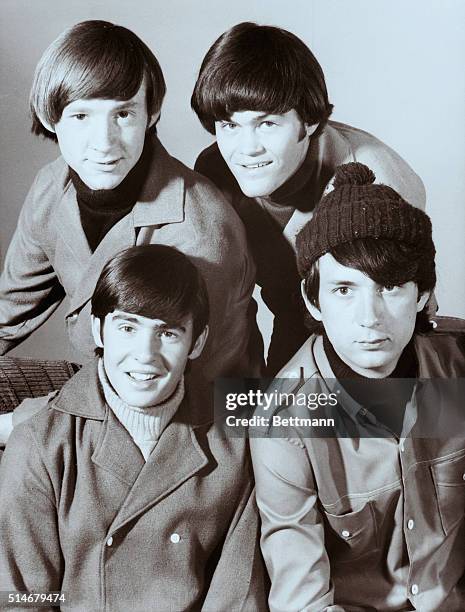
[80,173,127,191]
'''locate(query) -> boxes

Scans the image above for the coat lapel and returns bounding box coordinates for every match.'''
[65,138,185,316]
[108,410,210,535]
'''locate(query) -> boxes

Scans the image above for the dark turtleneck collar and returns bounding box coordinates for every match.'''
[70,136,153,252]
[322,331,418,435]
[268,135,318,210]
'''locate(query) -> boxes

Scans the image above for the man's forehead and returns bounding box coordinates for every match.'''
[318,253,374,285]
[64,81,147,111]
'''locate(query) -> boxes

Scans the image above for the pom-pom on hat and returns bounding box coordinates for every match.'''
[296,162,434,276]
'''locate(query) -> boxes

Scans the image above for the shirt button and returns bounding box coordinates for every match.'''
[399,441,405,452]
[407,519,415,530]
[341,529,351,539]
[170,533,181,543]
[411,584,419,595]
[106,536,113,547]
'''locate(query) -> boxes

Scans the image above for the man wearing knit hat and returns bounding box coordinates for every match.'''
[191,22,426,375]
[250,163,465,611]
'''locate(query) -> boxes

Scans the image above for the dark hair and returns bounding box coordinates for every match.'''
[191,22,333,135]
[300,238,436,334]
[30,20,166,141]
[91,245,209,351]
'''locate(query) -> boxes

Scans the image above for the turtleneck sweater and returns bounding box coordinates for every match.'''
[70,137,153,252]
[97,359,184,461]
[322,332,417,435]
[258,137,318,229]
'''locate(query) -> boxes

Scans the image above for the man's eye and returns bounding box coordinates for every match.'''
[117,110,130,119]
[72,114,86,121]
[334,287,351,296]
[260,121,276,128]
[221,122,237,130]
[382,285,399,293]
[119,325,135,333]
[160,330,178,339]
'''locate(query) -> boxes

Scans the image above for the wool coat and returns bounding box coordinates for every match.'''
[195,121,427,374]
[0,361,268,612]
[0,136,261,378]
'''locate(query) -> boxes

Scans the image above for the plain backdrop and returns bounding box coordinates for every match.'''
[1,0,464,362]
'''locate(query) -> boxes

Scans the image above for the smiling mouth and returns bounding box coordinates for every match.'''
[127,372,160,382]
[240,161,272,169]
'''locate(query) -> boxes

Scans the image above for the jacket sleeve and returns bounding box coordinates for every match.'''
[250,435,344,612]
[202,476,268,612]
[0,422,63,612]
[0,172,65,355]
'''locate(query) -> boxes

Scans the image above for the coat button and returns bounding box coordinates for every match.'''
[462,473,465,481]
[106,536,113,547]
[407,519,415,530]
[411,584,419,595]
[170,533,180,543]
[341,529,350,539]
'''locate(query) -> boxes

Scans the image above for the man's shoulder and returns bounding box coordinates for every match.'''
[276,335,320,379]
[325,121,426,209]
[415,316,465,376]
[23,156,70,217]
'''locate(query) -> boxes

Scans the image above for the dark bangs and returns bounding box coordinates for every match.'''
[191,22,333,135]
[91,245,209,344]
[31,21,166,139]
[330,238,436,295]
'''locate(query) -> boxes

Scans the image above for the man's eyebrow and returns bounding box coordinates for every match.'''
[110,314,187,332]
[112,100,141,109]
[111,314,141,324]
[327,280,358,287]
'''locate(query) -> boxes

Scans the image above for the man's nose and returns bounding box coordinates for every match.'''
[135,332,161,361]
[90,117,116,152]
[358,292,382,327]
[239,127,264,156]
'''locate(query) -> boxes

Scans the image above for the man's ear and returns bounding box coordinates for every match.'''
[304,123,319,138]
[188,326,209,360]
[148,110,161,129]
[300,279,322,321]
[416,291,431,313]
[91,315,104,349]
[37,112,56,134]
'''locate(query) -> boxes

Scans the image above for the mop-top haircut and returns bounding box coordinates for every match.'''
[91,245,210,345]
[30,20,166,140]
[191,21,333,136]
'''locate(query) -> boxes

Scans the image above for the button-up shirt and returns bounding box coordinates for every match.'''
[250,326,465,611]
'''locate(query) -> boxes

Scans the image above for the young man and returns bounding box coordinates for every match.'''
[250,163,465,611]
[0,20,258,382]
[191,22,426,375]
[0,245,267,612]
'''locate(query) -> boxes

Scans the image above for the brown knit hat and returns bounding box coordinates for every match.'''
[296,162,434,276]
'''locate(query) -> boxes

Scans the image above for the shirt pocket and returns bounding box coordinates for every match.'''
[431,451,465,535]
[322,500,380,565]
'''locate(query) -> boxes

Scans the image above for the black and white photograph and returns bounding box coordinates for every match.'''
[0,1,464,610]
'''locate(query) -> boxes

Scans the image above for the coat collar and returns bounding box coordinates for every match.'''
[51,360,213,528]
[54,136,186,316]
[52,360,212,428]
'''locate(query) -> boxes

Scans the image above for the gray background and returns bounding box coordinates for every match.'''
[1,0,464,362]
